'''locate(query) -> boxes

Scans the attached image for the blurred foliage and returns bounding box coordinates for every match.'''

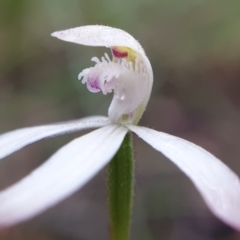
[1,0,240,239]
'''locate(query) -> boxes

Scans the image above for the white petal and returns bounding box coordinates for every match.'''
[51,25,145,55]
[0,124,127,226]
[0,116,110,160]
[129,125,240,231]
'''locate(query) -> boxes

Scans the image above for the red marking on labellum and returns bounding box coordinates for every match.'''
[112,48,128,58]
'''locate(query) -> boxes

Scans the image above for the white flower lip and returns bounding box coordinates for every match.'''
[52,25,153,124]
[0,25,239,232]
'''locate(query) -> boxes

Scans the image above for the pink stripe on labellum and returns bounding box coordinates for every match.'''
[87,77,101,92]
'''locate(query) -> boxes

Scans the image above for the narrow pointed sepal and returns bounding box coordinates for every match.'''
[129,125,240,231]
[0,125,127,226]
[0,116,110,160]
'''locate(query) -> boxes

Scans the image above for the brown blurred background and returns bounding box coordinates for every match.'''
[1,0,240,239]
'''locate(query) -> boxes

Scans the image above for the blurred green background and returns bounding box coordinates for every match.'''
[1,0,240,239]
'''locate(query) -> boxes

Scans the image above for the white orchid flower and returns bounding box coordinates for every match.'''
[0,25,240,232]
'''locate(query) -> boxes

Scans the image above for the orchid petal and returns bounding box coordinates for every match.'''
[129,125,240,231]
[0,124,128,226]
[51,25,145,55]
[0,116,110,160]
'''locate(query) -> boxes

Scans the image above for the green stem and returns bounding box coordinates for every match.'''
[108,131,134,240]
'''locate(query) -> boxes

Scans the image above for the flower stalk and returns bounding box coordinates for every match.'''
[108,131,134,240]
